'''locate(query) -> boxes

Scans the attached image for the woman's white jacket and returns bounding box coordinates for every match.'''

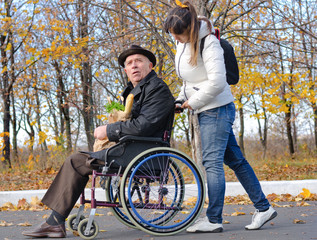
[175,21,234,114]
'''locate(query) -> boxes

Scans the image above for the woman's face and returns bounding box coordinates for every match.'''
[170,29,190,43]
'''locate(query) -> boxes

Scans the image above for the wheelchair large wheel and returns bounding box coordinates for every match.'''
[120,147,205,236]
[105,176,136,229]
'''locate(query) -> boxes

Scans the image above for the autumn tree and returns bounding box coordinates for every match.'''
[0,0,38,167]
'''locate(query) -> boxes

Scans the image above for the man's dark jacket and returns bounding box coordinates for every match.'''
[107,70,174,142]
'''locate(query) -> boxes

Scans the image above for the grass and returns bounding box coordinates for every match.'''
[224,155,317,182]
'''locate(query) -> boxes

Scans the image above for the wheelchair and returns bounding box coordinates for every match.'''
[67,135,206,239]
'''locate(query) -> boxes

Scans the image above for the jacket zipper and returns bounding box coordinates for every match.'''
[177,43,186,78]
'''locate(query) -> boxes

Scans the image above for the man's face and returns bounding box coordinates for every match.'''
[124,54,153,87]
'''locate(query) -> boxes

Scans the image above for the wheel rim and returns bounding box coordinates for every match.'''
[120,147,205,236]
[128,152,202,229]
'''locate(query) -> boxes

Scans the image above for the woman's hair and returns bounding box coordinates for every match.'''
[164,1,199,66]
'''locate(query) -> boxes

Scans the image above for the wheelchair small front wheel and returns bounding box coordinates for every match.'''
[77,218,99,240]
[67,214,85,232]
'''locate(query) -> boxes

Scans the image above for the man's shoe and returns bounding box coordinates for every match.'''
[22,222,66,238]
[187,217,223,233]
[245,206,277,230]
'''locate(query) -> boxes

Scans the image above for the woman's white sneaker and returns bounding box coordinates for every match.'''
[245,206,277,230]
[186,217,223,233]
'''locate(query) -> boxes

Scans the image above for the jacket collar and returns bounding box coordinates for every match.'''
[122,70,157,98]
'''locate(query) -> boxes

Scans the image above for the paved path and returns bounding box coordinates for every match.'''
[0,201,316,240]
[1,179,317,206]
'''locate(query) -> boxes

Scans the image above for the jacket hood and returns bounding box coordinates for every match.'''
[198,18,215,40]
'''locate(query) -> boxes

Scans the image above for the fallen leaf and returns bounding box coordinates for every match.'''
[296,201,311,207]
[2,202,15,209]
[30,196,42,207]
[0,220,14,227]
[300,188,311,199]
[152,211,164,215]
[293,219,306,224]
[17,198,29,210]
[181,211,190,214]
[186,196,197,202]
[95,213,104,216]
[231,209,245,216]
[223,220,230,224]
[17,222,32,226]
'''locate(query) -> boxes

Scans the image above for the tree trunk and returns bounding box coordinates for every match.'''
[10,92,18,159]
[262,110,268,159]
[285,106,295,155]
[53,61,72,151]
[2,91,11,168]
[78,0,94,151]
[34,84,48,153]
[314,104,317,149]
[1,33,11,168]
[189,113,204,177]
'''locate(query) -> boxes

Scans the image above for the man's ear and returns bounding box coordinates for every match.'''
[149,62,153,69]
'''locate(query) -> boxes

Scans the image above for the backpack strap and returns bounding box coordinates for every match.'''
[200,28,221,56]
[200,36,207,57]
[214,28,220,40]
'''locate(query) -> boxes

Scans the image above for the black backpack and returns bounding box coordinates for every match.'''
[200,28,239,85]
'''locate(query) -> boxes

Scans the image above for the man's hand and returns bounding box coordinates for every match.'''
[94,125,108,140]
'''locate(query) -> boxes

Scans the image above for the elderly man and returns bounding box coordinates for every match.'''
[22,45,175,238]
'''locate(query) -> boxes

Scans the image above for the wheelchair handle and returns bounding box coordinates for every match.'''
[174,100,184,113]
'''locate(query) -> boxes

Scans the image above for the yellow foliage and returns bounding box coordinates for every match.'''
[279,104,290,113]
[1,66,7,74]
[300,188,311,199]
[0,132,10,137]
[5,43,12,51]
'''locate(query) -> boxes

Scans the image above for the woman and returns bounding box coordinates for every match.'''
[164,1,277,233]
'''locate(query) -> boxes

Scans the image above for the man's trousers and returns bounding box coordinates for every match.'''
[42,153,93,217]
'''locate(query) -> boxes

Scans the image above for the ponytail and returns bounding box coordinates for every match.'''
[185,2,199,66]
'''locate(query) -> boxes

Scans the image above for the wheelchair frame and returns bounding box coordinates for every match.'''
[67,136,206,239]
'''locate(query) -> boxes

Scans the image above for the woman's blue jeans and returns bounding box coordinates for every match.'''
[198,102,270,223]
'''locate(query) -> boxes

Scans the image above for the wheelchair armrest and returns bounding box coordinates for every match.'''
[118,135,167,144]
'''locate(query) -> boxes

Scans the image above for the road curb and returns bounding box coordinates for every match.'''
[1,179,316,206]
